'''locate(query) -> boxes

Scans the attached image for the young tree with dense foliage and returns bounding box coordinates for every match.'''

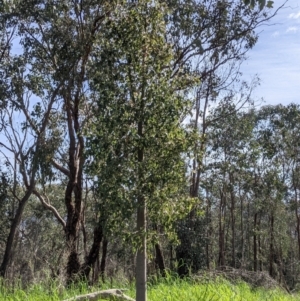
[86,2,197,300]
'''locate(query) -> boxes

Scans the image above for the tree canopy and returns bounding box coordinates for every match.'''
[0,0,291,300]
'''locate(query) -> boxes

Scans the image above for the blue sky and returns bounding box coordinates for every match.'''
[241,0,300,107]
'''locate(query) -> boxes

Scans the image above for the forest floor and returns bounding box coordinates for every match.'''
[1,277,300,300]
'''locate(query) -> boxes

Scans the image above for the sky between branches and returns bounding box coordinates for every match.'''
[241,0,300,106]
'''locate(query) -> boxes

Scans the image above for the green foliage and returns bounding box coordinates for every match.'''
[244,0,274,10]
[86,0,198,242]
[0,0,287,291]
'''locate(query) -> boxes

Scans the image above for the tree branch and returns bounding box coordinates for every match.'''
[33,189,66,230]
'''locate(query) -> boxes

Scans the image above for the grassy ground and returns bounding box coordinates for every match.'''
[148,279,300,301]
[0,277,300,300]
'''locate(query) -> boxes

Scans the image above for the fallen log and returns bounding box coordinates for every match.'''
[62,289,135,301]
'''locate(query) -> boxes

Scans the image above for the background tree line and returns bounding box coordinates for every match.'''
[0,0,292,299]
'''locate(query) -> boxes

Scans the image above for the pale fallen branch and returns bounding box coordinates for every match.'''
[62,289,135,301]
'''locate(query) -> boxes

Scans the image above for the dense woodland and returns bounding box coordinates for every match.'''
[0,0,297,300]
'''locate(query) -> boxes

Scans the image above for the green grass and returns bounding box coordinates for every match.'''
[147,278,300,301]
[0,277,300,300]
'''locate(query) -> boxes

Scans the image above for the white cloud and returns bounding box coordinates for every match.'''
[272,31,280,37]
[288,12,300,19]
[286,27,299,33]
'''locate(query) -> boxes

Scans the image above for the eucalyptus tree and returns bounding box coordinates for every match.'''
[0,64,61,277]
[201,105,258,268]
[0,0,122,282]
[86,1,198,300]
[201,104,296,284]
[164,0,279,275]
[255,105,300,279]
[0,1,63,275]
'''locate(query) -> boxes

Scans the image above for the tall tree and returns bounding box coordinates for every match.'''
[1,0,117,282]
[86,1,197,300]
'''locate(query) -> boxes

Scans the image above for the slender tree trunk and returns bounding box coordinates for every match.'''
[253,212,258,272]
[92,254,100,284]
[229,173,236,268]
[258,213,262,271]
[0,189,34,277]
[64,93,85,282]
[65,181,82,282]
[169,244,174,271]
[296,213,300,260]
[294,187,300,260]
[218,187,226,268]
[100,238,108,283]
[247,200,251,266]
[80,224,103,280]
[81,216,88,257]
[155,243,166,277]
[153,224,166,277]
[218,219,225,268]
[239,185,245,268]
[225,212,230,267]
[136,197,147,301]
[206,195,212,270]
[136,120,146,301]
[269,213,275,278]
